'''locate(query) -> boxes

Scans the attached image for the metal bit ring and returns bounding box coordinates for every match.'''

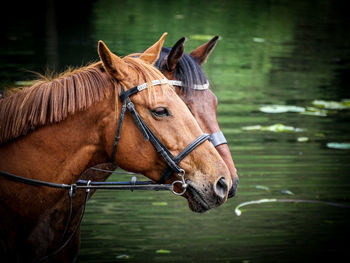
[171,180,187,196]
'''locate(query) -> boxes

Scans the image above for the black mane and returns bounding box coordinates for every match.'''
[155,47,209,96]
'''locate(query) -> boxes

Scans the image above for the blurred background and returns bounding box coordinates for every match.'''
[1,0,350,262]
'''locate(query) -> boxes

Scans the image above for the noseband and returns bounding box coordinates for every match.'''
[111,78,210,195]
[167,80,228,147]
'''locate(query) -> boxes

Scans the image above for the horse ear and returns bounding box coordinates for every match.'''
[165,37,185,72]
[190,35,219,65]
[139,33,167,65]
[98,40,128,80]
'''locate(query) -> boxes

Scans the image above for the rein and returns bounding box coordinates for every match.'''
[0,170,173,192]
[0,168,172,263]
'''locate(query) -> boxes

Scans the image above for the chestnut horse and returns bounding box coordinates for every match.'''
[0,34,231,262]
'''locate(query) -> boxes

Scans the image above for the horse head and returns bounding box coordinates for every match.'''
[155,36,239,198]
[98,34,232,212]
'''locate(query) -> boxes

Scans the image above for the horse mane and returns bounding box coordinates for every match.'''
[0,56,168,145]
[154,47,209,96]
[0,62,114,144]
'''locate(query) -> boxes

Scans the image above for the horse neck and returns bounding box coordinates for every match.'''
[0,95,116,185]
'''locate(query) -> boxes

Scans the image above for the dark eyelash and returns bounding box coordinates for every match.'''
[151,107,170,117]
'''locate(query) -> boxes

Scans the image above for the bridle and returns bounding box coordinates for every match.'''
[111,78,211,195]
[0,78,227,195]
[167,79,228,147]
[0,78,212,196]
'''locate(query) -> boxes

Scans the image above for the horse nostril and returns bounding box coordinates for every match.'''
[215,177,228,199]
[228,178,239,199]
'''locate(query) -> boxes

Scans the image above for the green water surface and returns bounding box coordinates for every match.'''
[1,0,350,262]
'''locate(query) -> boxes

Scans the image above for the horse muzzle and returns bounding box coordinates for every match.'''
[185,176,230,213]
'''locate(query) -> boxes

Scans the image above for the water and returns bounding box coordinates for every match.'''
[1,0,350,262]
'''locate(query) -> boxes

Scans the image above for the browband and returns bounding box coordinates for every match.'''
[137,78,168,91]
[168,80,210,90]
[120,78,168,101]
[120,79,210,102]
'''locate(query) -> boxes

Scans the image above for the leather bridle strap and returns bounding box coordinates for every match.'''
[111,80,170,165]
[110,101,127,165]
[125,97,183,174]
[159,133,210,184]
[174,134,211,163]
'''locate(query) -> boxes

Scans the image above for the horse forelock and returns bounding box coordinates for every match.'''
[0,62,114,144]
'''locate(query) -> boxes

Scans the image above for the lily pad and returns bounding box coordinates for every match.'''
[152,202,168,206]
[242,124,304,133]
[342,99,350,107]
[259,105,305,113]
[253,37,265,43]
[300,106,328,117]
[326,142,350,150]
[156,249,171,254]
[297,137,309,142]
[241,125,263,131]
[312,100,350,110]
[255,185,270,191]
[281,190,294,195]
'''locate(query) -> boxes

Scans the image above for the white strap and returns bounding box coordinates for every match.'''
[137,78,168,91]
[168,80,209,90]
[168,80,183,87]
[193,82,209,90]
[136,78,210,91]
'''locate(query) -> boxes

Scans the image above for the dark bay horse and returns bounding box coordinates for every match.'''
[155,36,239,196]
[0,34,231,262]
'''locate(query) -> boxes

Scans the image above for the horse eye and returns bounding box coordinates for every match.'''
[151,107,170,117]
